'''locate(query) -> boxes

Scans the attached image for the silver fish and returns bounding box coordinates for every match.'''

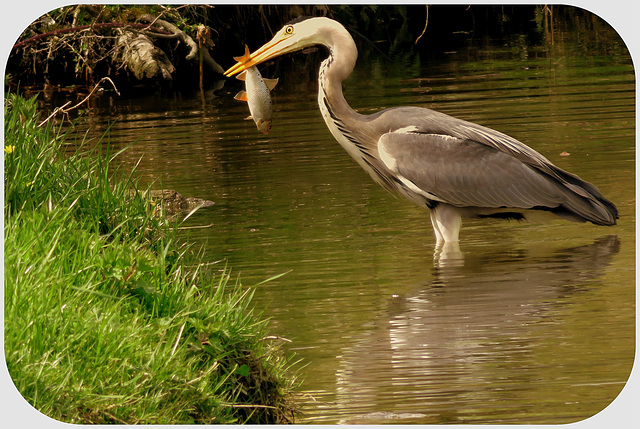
[233,45,279,134]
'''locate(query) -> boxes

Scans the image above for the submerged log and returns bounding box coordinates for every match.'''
[149,189,215,216]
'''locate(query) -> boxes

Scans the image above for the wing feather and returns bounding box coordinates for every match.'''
[378,132,566,210]
[369,106,617,225]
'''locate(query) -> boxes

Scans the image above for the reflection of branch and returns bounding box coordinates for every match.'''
[415,5,429,45]
[38,77,120,127]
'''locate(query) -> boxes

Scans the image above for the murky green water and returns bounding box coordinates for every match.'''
[62,29,634,424]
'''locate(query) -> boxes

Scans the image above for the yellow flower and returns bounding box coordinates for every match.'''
[4,145,15,154]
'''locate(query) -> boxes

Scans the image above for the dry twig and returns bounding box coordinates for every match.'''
[38,76,120,127]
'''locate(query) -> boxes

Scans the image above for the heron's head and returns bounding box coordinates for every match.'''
[224,17,339,77]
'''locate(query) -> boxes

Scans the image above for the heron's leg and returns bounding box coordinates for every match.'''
[430,215,444,243]
[430,204,462,243]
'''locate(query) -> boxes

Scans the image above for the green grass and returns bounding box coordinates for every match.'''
[4,94,297,424]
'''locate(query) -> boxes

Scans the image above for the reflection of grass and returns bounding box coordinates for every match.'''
[4,94,297,424]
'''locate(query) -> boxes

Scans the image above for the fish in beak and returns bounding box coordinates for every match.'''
[231,45,279,134]
[224,43,279,77]
[224,24,302,77]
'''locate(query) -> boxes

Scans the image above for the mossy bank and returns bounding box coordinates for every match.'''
[4,94,297,424]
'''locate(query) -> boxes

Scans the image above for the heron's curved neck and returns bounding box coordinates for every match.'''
[315,21,389,191]
[317,24,359,121]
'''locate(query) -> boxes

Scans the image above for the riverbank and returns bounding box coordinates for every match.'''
[3,94,297,424]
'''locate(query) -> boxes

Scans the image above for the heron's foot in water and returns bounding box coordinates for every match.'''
[433,241,464,267]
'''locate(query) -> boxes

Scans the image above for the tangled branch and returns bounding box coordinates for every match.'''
[13,22,172,50]
[9,5,226,91]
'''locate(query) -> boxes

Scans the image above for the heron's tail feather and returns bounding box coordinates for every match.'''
[553,167,618,226]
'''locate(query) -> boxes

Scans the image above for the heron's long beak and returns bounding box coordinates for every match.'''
[224,37,288,77]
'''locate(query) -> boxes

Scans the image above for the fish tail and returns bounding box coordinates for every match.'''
[233,44,252,63]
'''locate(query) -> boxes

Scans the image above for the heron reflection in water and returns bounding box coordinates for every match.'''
[225,17,618,263]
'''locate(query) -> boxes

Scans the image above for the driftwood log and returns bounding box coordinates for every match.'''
[139,14,199,59]
[117,30,175,80]
[138,14,224,75]
[115,14,224,80]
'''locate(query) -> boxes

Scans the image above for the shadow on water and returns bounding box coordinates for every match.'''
[311,236,622,424]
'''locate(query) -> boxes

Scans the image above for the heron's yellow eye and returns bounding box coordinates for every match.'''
[284,25,294,36]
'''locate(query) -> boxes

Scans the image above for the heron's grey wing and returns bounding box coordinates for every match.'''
[377,107,602,203]
[378,132,566,209]
[420,111,611,207]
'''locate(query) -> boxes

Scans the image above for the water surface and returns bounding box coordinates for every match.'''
[63,30,634,424]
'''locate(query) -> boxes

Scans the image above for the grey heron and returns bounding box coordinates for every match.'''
[225,17,618,252]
